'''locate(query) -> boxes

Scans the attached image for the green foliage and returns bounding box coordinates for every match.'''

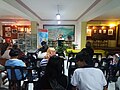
[56,45,68,53]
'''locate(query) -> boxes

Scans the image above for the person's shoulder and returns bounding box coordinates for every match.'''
[90,67,103,73]
[41,58,48,62]
[74,68,85,73]
[81,48,87,51]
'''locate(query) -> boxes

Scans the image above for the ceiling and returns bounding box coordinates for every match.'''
[0,0,120,24]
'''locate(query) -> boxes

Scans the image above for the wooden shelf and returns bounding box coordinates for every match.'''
[48,40,72,48]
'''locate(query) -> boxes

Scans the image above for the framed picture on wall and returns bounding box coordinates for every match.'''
[43,25,75,41]
[12,29,17,34]
[5,27,11,31]
[108,29,113,35]
[103,30,106,34]
[87,29,92,36]
[99,29,102,33]
[5,32,11,37]
[94,30,97,33]
[18,33,24,38]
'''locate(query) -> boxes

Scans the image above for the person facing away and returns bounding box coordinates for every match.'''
[81,41,94,66]
[44,55,67,90]
[36,41,48,53]
[71,50,107,90]
[5,49,26,80]
[12,43,25,60]
[1,42,13,59]
[39,47,56,77]
[40,47,56,67]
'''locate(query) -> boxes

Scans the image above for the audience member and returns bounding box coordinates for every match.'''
[12,44,25,60]
[39,55,67,90]
[71,50,107,90]
[39,47,56,76]
[1,43,13,59]
[0,43,9,56]
[36,41,49,59]
[36,41,48,53]
[5,49,26,80]
[40,47,56,66]
[81,41,94,66]
[1,43,25,60]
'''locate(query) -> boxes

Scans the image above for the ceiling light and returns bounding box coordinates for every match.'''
[56,5,61,20]
[56,14,60,20]
[58,21,61,24]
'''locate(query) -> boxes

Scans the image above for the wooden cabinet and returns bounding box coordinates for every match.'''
[92,40,108,48]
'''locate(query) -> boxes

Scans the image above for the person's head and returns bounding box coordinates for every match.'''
[44,47,56,59]
[41,41,47,46]
[75,50,90,67]
[12,44,18,49]
[46,55,63,78]
[85,41,92,48]
[58,34,63,38]
[9,49,19,57]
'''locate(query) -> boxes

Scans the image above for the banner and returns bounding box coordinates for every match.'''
[38,29,48,48]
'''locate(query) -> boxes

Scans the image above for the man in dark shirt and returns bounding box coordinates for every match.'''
[36,41,48,53]
[81,42,94,66]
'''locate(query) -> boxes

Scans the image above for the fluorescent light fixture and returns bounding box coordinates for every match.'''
[1,21,16,24]
[58,21,61,24]
[56,14,60,20]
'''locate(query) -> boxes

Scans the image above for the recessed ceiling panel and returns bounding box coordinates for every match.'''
[21,0,96,20]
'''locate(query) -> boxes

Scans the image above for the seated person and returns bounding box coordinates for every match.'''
[81,41,94,66]
[1,43,13,59]
[12,44,25,60]
[36,41,49,59]
[71,50,107,90]
[38,55,67,90]
[2,43,25,60]
[40,47,56,66]
[36,41,48,55]
[5,49,26,80]
[39,47,56,76]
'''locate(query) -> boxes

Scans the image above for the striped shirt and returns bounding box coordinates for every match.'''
[40,59,48,67]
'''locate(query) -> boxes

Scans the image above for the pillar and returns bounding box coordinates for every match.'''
[31,21,38,50]
[81,22,87,49]
[76,21,87,49]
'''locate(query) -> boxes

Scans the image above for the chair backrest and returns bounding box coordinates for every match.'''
[5,66,26,81]
[93,53,102,61]
[68,52,78,59]
[26,52,38,67]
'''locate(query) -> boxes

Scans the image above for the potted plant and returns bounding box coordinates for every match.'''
[56,44,68,57]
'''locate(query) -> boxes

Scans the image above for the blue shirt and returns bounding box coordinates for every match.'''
[5,59,26,80]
